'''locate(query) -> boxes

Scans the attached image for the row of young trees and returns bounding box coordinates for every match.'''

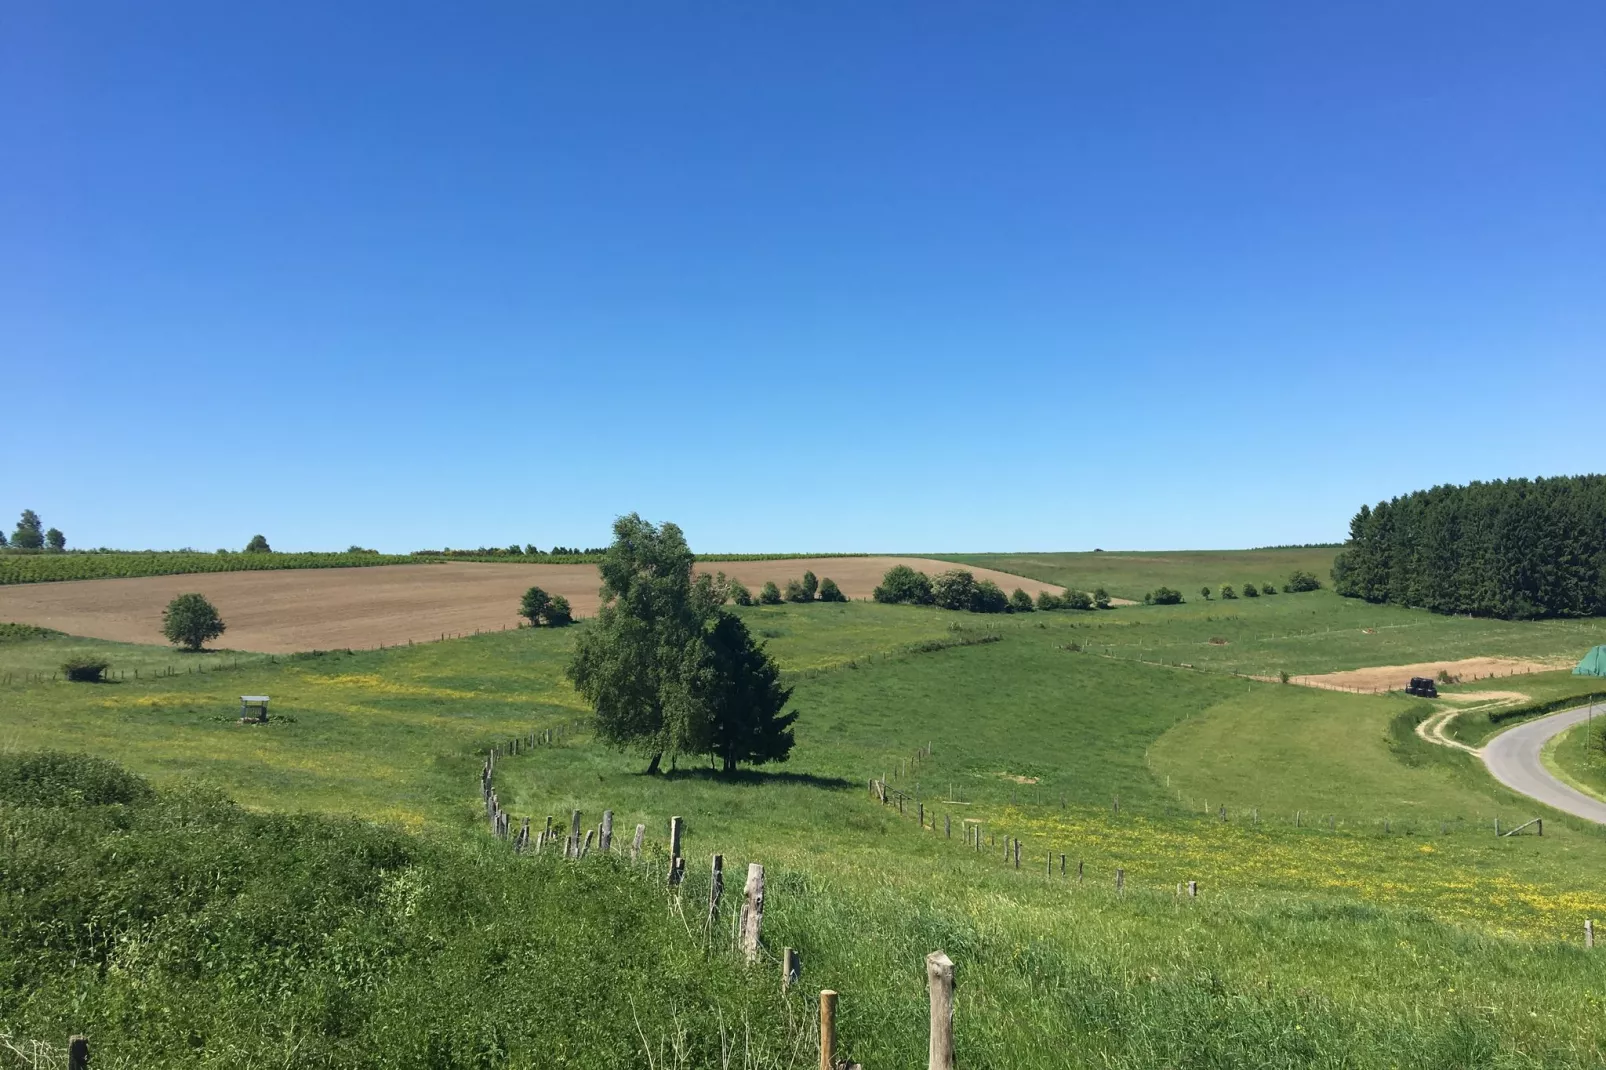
[1,510,65,551]
[566,516,796,775]
[872,565,1112,614]
[1166,572,1322,604]
[1331,475,1606,618]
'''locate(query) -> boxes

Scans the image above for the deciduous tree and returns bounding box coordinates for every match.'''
[162,593,225,651]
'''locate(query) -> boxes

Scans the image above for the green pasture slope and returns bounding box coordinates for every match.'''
[5,588,1606,1066]
[935,545,1343,602]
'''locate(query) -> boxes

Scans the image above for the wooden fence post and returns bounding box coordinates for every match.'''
[926,951,955,1070]
[68,1036,88,1070]
[568,810,582,859]
[739,863,765,963]
[1013,839,1020,869]
[783,946,800,992]
[581,829,594,856]
[1116,867,1125,893]
[601,810,614,853]
[1588,919,1595,949]
[708,854,724,930]
[1187,880,1198,898]
[632,823,646,862]
[945,813,951,838]
[669,816,685,881]
[820,990,838,1070]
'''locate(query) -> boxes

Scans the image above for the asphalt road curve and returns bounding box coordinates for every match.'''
[1482,701,1606,825]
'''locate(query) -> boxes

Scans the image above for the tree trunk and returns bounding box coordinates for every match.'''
[645,751,663,775]
[723,752,736,774]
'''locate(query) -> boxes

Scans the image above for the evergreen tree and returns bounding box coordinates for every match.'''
[12,510,43,550]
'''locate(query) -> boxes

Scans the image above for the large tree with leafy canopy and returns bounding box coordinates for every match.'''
[566,514,796,774]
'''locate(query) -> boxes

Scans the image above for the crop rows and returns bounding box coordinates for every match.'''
[0,551,423,586]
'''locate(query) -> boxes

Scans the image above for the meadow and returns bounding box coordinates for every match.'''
[937,547,1344,603]
[5,554,1606,1067]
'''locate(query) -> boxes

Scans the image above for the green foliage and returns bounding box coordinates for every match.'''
[784,577,810,602]
[546,595,573,627]
[1220,584,1237,599]
[568,515,797,772]
[935,547,1342,603]
[817,577,846,602]
[1008,588,1035,612]
[1093,587,1111,609]
[11,509,43,551]
[691,572,730,616]
[1332,475,1606,617]
[1285,570,1322,593]
[0,622,58,643]
[519,585,552,624]
[61,656,110,682]
[160,593,225,651]
[730,579,754,606]
[874,565,933,605]
[0,550,421,586]
[1261,582,1278,596]
[1148,587,1184,605]
[1063,588,1093,611]
[1200,586,1213,600]
[44,527,64,552]
[802,571,818,601]
[1035,590,1063,611]
[0,750,154,807]
[971,579,1008,613]
[760,580,783,605]
[1242,583,1260,597]
[244,534,271,553]
[931,569,976,611]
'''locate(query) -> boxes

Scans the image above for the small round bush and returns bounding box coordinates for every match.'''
[62,656,110,682]
[817,578,846,602]
[759,581,783,605]
[1008,588,1035,612]
[874,565,933,605]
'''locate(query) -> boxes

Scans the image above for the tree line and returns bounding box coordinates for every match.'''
[1,510,65,552]
[872,564,1113,614]
[1331,474,1606,618]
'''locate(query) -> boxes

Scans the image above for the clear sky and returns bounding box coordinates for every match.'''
[3,3,1602,554]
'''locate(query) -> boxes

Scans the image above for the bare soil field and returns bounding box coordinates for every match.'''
[1283,656,1560,694]
[0,557,1062,654]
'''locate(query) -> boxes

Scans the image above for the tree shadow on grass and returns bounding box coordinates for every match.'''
[657,767,855,791]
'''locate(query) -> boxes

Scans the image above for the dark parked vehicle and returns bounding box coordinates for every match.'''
[1405,676,1439,698]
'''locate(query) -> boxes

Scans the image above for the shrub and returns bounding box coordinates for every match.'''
[1064,589,1094,611]
[520,586,553,625]
[801,571,818,601]
[1243,583,1259,597]
[1221,584,1237,600]
[1200,586,1213,601]
[1279,670,1291,684]
[62,656,110,682]
[784,578,809,603]
[1036,590,1063,611]
[1285,570,1322,593]
[1261,583,1278,596]
[1150,587,1184,605]
[545,595,573,626]
[244,534,271,553]
[817,577,846,602]
[759,580,783,605]
[971,580,1009,614]
[1093,588,1111,610]
[730,580,754,606]
[161,593,225,651]
[874,565,933,605]
[0,750,153,807]
[931,570,977,611]
[1008,587,1035,612]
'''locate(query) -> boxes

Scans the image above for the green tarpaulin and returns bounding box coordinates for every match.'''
[1576,646,1606,677]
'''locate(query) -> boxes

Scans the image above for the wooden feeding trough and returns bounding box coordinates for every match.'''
[239,695,270,724]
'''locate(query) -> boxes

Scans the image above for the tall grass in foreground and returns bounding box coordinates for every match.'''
[4,753,1605,1068]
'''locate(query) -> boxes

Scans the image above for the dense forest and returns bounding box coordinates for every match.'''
[1331,475,1606,619]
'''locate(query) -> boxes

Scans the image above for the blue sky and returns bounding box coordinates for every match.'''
[3,3,1602,554]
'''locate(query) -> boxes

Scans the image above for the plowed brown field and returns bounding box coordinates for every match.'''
[0,557,1062,653]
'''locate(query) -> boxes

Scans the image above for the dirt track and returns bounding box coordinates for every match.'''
[0,557,1064,654]
[1284,656,1560,693]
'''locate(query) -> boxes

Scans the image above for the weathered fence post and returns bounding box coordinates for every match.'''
[945,813,951,838]
[632,823,646,862]
[926,951,955,1070]
[819,990,838,1070]
[918,802,924,827]
[1588,919,1595,949]
[1116,867,1125,893]
[568,810,583,859]
[600,810,614,853]
[739,863,765,963]
[1187,880,1198,898]
[708,854,724,930]
[669,816,685,882]
[68,1036,88,1070]
[1013,839,1020,869]
[581,829,594,856]
[783,946,801,991]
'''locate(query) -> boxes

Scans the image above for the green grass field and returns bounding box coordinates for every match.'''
[935,546,1344,602]
[6,562,1606,1067]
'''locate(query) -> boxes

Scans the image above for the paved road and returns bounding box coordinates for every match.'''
[1482,701,1606,824]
